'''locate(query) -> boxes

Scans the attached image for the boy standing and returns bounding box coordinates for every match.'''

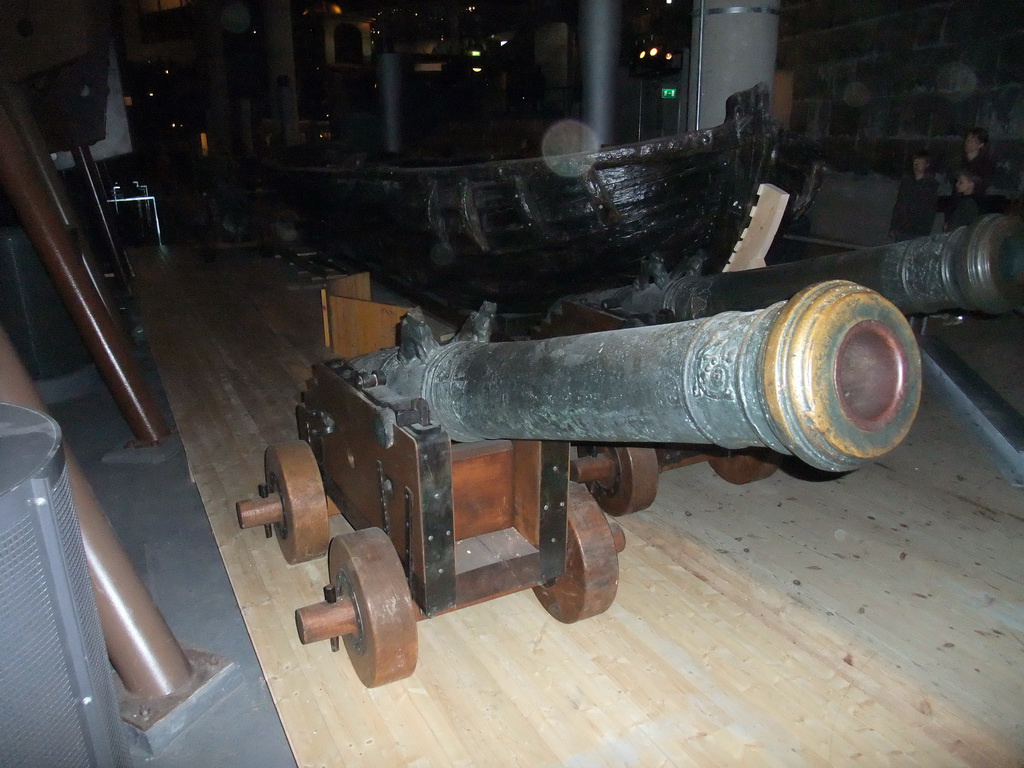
[889,150,938,241]
[946,170,983,230]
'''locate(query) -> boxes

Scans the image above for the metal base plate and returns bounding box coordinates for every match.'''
[102,433,184,465]
[117,647,241,755]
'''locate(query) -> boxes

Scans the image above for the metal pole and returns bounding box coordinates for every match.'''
[0,86,127,334]
[581,0,621,145]
[0,85,171,445]
[265,0,301,147]
[636,80,643,142]
[377,53,403,154]
[0,322,195,699]
[72,144,134,290]
[693,0,705,130]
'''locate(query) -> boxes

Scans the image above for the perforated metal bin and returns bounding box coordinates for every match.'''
[0,403,131,768]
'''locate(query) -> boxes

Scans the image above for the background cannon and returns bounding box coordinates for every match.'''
[235,280,920,686]
[559,214,1024,324]
[539,214,1022,511]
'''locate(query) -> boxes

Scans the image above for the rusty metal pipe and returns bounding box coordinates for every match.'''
[0,85,127,334]
[0,85,170,445]
[0,323,194,698]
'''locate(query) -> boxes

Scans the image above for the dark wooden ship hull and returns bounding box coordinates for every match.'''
[271,85,777,313]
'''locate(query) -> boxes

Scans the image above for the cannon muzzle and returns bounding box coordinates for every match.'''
[570,214,1024,322]
[351,280,920,473]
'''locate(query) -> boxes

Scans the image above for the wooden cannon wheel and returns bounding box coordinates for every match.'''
[265,441,330,564]
[534,482,620,623]
[583,445,660,516]
[706,448,783,485]
[327,528,418,687]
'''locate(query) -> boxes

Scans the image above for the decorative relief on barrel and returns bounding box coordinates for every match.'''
[691,325,740,402]
[897,233,958,311]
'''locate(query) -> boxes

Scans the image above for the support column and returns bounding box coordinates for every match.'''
[580,0,621,146]
[238,98,254,158]
[377,53,402,154]
[688,0,779,129]
[265,0,301,147]
[0,85,171,446]
[200,0,233,159]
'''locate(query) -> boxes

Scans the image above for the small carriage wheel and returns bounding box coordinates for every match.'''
[534,482,619,623]
[327,528,418,687]
[265,441,330,563]
[706,447,782,485]
[585,446,660,516]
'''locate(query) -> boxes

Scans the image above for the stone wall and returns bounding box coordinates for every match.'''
[777,0,1024,194]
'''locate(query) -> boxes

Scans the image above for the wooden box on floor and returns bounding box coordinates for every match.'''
[321,273,409,358]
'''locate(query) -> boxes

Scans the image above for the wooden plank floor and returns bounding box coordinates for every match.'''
[133,246,1024,768]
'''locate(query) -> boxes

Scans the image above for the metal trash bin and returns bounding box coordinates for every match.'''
[0,403,132,768]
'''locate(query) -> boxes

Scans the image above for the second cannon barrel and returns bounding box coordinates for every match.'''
[570,214,1024,322]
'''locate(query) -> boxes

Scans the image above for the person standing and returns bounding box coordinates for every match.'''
[946,170,983,230]
[889,150,939,241]
[960,126,995,195]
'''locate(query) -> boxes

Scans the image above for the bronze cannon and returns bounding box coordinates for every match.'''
[539,214,1022,511]
[559,214,1024,323]
[235,280,919,686]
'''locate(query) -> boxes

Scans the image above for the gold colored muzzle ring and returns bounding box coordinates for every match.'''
[960,214,1024,312]
[762,280,922,471]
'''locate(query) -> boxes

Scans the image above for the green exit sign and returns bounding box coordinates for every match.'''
[661,88,678,99]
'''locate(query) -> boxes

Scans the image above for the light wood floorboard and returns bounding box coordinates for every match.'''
[133,246,1024,767]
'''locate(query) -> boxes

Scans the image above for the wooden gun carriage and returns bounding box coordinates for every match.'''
[236,280,921,686]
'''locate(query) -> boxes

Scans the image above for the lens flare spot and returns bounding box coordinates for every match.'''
[541,120,600,177]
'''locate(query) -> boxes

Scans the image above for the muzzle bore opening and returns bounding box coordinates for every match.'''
[834,319,908,432]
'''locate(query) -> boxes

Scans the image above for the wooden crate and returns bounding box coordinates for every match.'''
[321,273,409,358]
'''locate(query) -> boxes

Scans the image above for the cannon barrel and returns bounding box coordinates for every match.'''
[572,214,1024,322]
[351,280,921,473]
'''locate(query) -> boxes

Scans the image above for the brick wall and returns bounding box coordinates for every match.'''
[778,0,1024,194]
